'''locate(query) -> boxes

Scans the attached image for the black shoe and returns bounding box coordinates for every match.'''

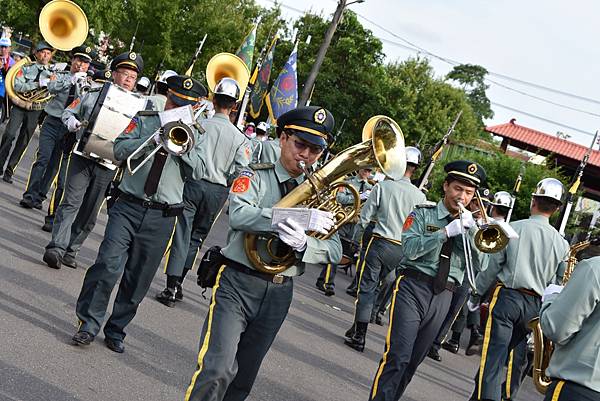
[42,218,53,232]
[315,281,326,293]
[427,348,442,362]
[441,339,460,354]
[345,288,357,297]
[344,323,356,339]
[2,173,13,184]
[71,331,95,346]
[344,322,367,352]
[33,201,42,210]
[104,337,124,353]
[19,198,34,209]
[466,332,483,356]
[156,288,177,307]
[175,284,183,301]
[323,285,335,297]
[43,249,62,269]
[375,312,384,326]
[62,254,78,269]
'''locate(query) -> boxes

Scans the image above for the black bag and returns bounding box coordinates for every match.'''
[197,246,225,288]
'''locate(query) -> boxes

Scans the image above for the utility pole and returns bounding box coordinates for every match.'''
[299,0,347,106]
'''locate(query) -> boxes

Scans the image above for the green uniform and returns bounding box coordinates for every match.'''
[541,256,600,393]
[185,160,342,401]
[470,214,570,401]
[251,138,280,164]
[75,110,204,343]
[0,63,53,178]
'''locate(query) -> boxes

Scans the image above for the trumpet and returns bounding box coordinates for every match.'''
[126,121,195,174]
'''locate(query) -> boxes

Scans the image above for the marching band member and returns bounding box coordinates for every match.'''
[156,77,252,307]
[42,52,144,270]
[0,42,54,184]
[20,45,95,210]
[184,106,341,401]
[344,147,425,351]
[316,167,374,296]
[469,178,570,401]
[369,160,485,401]
[539,255,600,401]
[71,74,207,353]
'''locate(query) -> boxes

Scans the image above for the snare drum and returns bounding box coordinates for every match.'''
[74,82,148,169]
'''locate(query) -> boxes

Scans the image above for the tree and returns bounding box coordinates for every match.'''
[446,64,494,125]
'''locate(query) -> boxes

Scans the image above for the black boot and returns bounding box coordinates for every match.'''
[466,327,483,356]
[344,321,367,352]
[175,282,183,301]
[375,311,384,326]
[427,347,442,362]
[344,323,356,339]
[442,331,461,354]
[156,288,177,307]
[42,215,54,232]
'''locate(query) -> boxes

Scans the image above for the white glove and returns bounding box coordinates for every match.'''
[71,71,88,84]
[307,209,335,235]
[467,299,480,312]
[153,131,162,144]
[445,210,476,237]
[38,78,49,87]
[359,190,371,201]
[276,218,308,251]
[66,116,82,132]
[542,284,564,302]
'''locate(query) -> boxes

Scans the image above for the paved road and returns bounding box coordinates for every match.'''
[0,132,542,401]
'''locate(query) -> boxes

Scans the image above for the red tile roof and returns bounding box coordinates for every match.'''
[485,119,600,168]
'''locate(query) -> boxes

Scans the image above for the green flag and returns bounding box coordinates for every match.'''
[249,35,277,119]
[236,23,257,71]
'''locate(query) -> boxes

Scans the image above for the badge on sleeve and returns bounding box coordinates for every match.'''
[67,97,80,109]
[231,176,251,193]
[123,117,138,134]
[244,145,252,160]
[403,211,416,231]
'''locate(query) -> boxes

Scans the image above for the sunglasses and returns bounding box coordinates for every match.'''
[292,138,324,155]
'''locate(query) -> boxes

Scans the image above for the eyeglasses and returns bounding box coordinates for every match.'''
[116,70,137,81]
[0,46,8,49]
[292,138,324,155]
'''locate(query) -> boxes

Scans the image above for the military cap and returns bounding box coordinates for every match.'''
[35,41,53,52]
[277,106,335,148]
[443,160,486,188]
[92,69,112,83]
[166,75,208,106]
[71,45,95,62]
[0,37,11,47]
[110,52,144,73]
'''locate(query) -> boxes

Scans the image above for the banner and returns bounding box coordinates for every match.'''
[249,36,277,119]
[235,23,257,72]
[265,42,298,123]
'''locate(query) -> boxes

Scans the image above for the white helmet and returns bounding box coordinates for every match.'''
[137,76,150,89]
[405,146,421,165]
[214,77,240,100]
[158,69,177,83]
[256,121,268,133]
[532,178,564,203]
[491,191,512,208]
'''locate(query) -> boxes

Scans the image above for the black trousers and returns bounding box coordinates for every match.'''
[0,106,41,175]
[544,380,600,401]
[75,199,176,341]
[470,286,541,401]
[369,275,453,401]
[432,281,469,350]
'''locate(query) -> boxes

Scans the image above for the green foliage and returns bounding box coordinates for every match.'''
[423,146,567,222]
[446,64,494,125]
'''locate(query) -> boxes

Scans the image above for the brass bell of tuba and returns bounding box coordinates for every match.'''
[205,53,250,101]
[472,192,510,254]
[4,0,88,110]
[244,115,407,275]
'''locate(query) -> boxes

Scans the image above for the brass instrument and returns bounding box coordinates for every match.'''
[528,239,593,394]
[205,53,250,101]
[4,0,88,110]
[472,192,510,254]
[244,115,407,274]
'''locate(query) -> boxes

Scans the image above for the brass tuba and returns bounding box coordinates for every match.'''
[472,192,510,253]
[4,0,88,110]
[205,53,250,101]
[244,115,407,274]
[528,239,593,394]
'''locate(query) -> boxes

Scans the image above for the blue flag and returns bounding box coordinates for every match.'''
[266,42,298,123]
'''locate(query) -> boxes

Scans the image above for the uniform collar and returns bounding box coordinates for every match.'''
[275,159,296,184]
[212,113,230,121]
[529,214,550,223]
[400,176,410,182]
[436,200,452,220]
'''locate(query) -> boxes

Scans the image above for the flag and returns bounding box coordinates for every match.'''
[249,36,278,119]
[265,42,298,123]
[236,23,257,72]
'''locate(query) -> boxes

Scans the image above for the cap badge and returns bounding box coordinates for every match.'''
[183,78,193,90]
[467,163,478,174]
[314,108,327,124]
[85,46,91,53]
[129,52,137,60]
[104,71,112,79]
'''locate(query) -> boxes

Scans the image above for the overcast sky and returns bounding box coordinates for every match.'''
[256,0,600,148]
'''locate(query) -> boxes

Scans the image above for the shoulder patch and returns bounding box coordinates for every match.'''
[239,170,255,178]
[249,163,275,170]
[403,211,416,231]
[231,176,251,193]
[123,117,139,134]
[67,97,81,109]
[416,202,436,209]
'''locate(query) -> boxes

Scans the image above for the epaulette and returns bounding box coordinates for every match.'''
[249,163,275,170]
[416,201,436,208]
[137,110,159,116]
[88,87,102,93]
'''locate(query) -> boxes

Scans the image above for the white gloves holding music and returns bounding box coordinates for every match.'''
[275,210,335,252]
[66,116,82,132]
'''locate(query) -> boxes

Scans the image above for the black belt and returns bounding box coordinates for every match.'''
[118,192,182,211]
[225,258,290,284]
[400,269,457,292]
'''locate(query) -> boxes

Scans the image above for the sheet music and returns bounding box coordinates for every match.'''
[159,105,194,126]
[93,84,147,142]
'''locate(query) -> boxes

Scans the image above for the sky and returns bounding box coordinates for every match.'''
[256,0,600,149]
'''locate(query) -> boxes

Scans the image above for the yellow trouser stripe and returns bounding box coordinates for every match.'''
[371,274,404,398]
[324,263,332,284]
[353,236,375,320]
[24,148,39,191]
[57,153,73,207]
[506,349,514,398]
[551,380,565,401]
[162,217,179,273]
[184,265,227,401]
[478,285,503,400]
